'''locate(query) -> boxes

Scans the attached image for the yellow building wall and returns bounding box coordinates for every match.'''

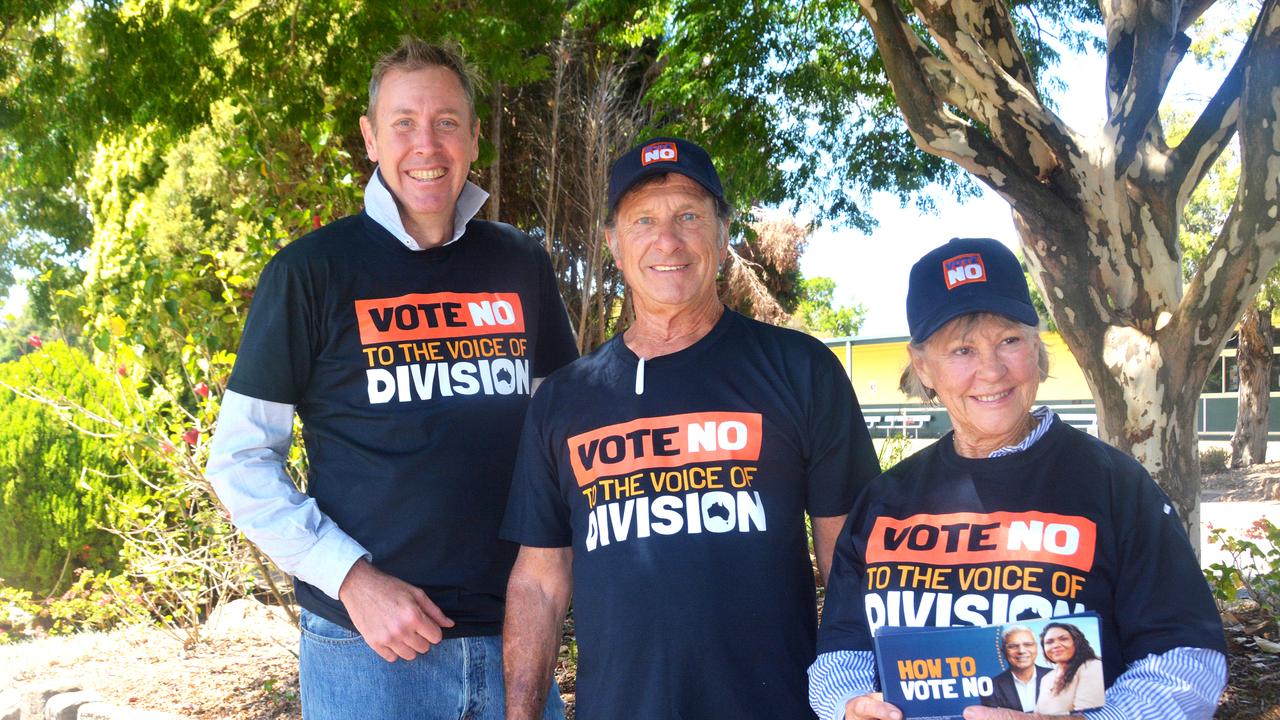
[826,332,1093,405]
[1037,332,1093,401]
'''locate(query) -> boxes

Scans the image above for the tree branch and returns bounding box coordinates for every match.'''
[1165,12,1252,211]
[856,0,1070,224]
[857,0,954,144]
[1170,0,1280,351]
[910,0,1079,179]
[1177,0,1219,34]
[1102,1,1181,174]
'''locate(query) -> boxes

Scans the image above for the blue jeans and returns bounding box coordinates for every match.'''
[299,609,566,719]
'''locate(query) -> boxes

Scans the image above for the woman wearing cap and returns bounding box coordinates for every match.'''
[807,238,1227,720]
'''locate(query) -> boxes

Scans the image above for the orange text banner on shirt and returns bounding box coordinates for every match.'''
[354,292,526,344]
[568,412,763,487]
[866,511,1097,573]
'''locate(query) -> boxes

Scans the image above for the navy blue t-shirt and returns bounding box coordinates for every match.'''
[228,212,578,635]
[502,309,880,719]
[817,418,1226,685]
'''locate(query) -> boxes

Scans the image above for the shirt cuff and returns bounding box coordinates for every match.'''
[293,526,373,600]
[1081,647,1226,720]
[809,649,878,720]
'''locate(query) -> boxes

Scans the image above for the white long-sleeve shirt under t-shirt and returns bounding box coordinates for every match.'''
[204,172,489,600]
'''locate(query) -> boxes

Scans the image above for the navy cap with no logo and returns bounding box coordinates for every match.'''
[906,237,1039,343]
[607,137,725,213]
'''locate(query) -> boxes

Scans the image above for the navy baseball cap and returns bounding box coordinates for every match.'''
[906,237,1038,343]
[607,137,725,213]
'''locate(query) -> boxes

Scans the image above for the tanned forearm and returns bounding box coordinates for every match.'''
[811,514,848,587]
[503,546,572,720]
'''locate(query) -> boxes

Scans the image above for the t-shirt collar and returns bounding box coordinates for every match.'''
[987,405,1055,458]
[364,168,490,250]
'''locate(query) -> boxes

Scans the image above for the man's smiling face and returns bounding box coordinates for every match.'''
[360,66,478,241]
[606,173,727,318]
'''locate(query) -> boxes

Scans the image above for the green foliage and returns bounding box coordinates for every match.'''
[0,341,143,593]
[78,117,284,382]
[0,0,1109,638]
[0,307,42,363]
[1204,517,1280,621]
[876,430,913,470]
[5,329,298,641]
[795,276,865,337]
[643,0,1103,225]
[0,0,1097,312]
[0,569,147,642]
[1200,446,1230,474]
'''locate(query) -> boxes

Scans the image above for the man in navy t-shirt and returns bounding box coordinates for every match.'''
[206,38,577,719]
[500,137,881,719]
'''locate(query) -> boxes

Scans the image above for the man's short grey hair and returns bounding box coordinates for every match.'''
[898,313,1049,403]
[604,173,733,229]
[367,37,479,123]
[1002,625,1035,644]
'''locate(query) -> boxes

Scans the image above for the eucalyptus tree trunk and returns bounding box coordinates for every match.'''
[858,0,1280,541]
[1230,301,1273,467]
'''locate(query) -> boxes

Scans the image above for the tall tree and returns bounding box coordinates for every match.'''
[1174,3,1278,468]
[1178,103,1278,469]
[796,277,867,337]
[720,211,809,326]
[3,0,840,354]
[855,0,1280,535]
[1231,302,1274,465]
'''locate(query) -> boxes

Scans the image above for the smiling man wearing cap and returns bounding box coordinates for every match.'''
[499,137,880,719]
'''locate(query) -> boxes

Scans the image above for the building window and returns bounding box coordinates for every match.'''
[1204,357,1224,394]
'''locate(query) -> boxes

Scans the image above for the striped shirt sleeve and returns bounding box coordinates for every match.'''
[808,650,878,720]
[1082,647,1226,720]
[807,647,1224,720]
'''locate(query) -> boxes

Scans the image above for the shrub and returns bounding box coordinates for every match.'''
[0,342,144,593]
[0,569,147,642]
[0,584,38,643]
[1200,446,1229,474]
[5,332,298,644]
[878,429,913,470]
[1204,517,1280,621]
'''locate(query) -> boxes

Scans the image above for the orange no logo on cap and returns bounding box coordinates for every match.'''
[641,141,679,166]
[942,253,988,290]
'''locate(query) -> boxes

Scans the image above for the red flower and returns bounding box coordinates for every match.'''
[27,334,42,349]
[117,365,127,376]
[182,428,200,446]
[312,215,323,230]
[194,381,210,398]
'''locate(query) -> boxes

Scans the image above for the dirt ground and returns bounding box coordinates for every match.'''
[1,466,1277,719]
[0,600,303,719]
